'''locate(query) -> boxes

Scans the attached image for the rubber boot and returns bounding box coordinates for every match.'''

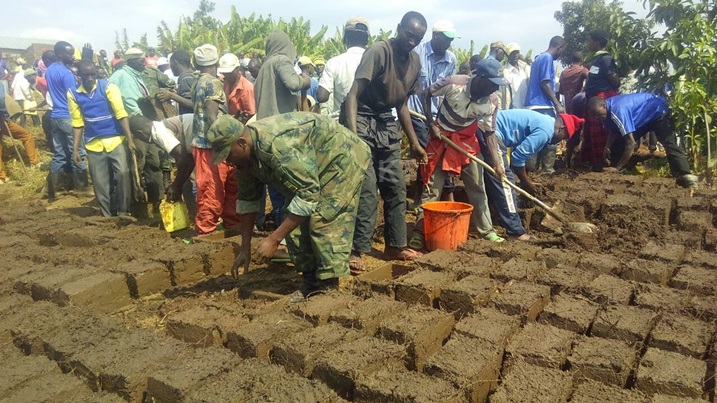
[73,170,94,197]
[541,145,557,174]
[45,172,58,200]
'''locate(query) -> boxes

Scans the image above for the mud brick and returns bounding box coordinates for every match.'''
[569,336,638,386]
[601,194,671,227]
[491,258,545,282]
[424,335,503,403]
[154,243,215,286]
[312,336,406,400]
[10,304,88,356]
[675,196,707,212]
[649,314,712,358]
[21,265,98,301]
[584,274,634,305]
[146,347,242,403]
[165,305,249,347]
[378,305,455,371]
[0,345,60,392]
[452,254,498,278]
[489,281,550,322]
[415,249,471,271]
[203,239,240,276]
[471,240,541,262]
[650,394,705,403]
[662,230,704,249]
[188,358,337,402]
[670,265,717,296]
[683,250,717,270]
[2,371,91,402]
[634,283,691,313]
[329,295,407,336]
[540,294,599,334]
[491,361,573,403]
[620,259,676,285]
[705,228,717,251]
[394,269,455,306]
[454,308,520,347]
[677,211,713,232]
[271,324,361,377]
[352,263,415,298]
[636,348,706,399]
[592,305,659,344]
[54,271,132,313]
[354,368,462,403]
[225,313,311,360]
[638,241,685,264]
[578,252,622,275]
[506,323,576,369]
[291,292,359,326]
[438,275,499,318]
[571,379,649,403]
[0,294,33,343]
[536,265,597,295]
[536,248,579,268]
[685,295,717,322]
[112,259,171,298]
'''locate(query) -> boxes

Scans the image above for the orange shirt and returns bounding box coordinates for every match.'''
[224,75,256,116]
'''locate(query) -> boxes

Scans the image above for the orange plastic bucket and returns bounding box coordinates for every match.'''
[422,201,474,251]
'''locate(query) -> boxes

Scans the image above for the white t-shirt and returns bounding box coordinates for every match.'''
[12,73,31,101]
[504,61,531,109]
[318,47,365,115]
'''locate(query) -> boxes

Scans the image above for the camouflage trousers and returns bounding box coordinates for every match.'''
[285,184,361,280]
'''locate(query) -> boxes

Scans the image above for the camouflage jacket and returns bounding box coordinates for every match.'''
[191,73,228,148]
[236,112,371,220]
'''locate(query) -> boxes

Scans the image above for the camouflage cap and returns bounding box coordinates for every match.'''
[206,115,245,164]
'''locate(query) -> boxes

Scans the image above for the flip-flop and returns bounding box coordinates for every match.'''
[408,232,425,251]
[349,254,366,276]
[485,233,506,243]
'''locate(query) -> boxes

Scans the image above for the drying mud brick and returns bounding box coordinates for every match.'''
[454,308,520,347]
[490,361,573,403]
[634,283,691,313]
[424,334,503,403]
[473,240,542,262]
[675,196,707,212]
[451,254,498,278]
[704,228,717,252]
[54,271,132,313]
[569,336,638,387]
[638,242,685,265]
[328,295,407,336]
[1,370,99,403]
[165,304,249,347]
[9,303,88,356]
[112,259,171,298]
[378,305,455,371]
[291,292,359,326]
[354,368,463,403]
[270,324,362,377]
[505,323,577,369]
[187,358,338,402]
[536,248,579,268]
[0,293,34,343]
[202,239,240,276]
[394,269,455,306]
[650,394,705,403]
[662,230,704,249]
[225,313,311,360]
[0,345,62,392]
[352,263,414,298]
[600,193,671,228]
[154,242,217,286]
[686,295,717,322]
[670,265,717,296]
[415,249,471,271]
[649,314,713,358]
[489,281,551,322]
[584,274,635,305]
[570,379,649,403]
[683,250,717,270]
[636,348,706,399]
[536,265,597,295]
[539,294,599,334]
[591,305,659,344]
[677,211,714,232]
[620,259,676,285]
[312,336,406,400]
[19,264,99,302]
[491,258,545,282]
[578,252,622,275]
[145,347,242,403]
[438,275,499,318]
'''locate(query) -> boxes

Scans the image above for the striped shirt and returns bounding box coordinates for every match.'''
[429,74,499,134]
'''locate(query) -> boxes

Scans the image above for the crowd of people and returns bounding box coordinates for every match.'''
[0,11,698,300]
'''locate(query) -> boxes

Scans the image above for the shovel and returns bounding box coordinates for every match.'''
[130,152,147,203]
[410,111,597,233]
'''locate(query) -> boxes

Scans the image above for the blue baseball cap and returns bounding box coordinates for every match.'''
[473,58,508,86]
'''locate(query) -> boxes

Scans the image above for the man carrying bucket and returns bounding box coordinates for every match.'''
[409,58,507,250]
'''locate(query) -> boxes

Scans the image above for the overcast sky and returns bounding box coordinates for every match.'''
[4,0,647,58]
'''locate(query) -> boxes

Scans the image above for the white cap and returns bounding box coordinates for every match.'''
[157,57,169,66]
[218,53,240,74]
[432,20,459,39]
[194,44,219,67]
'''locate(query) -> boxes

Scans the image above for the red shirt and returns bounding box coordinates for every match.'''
[559,64,588,114]
[35,76,48,97]
[145,55,159,68]
[224,75,256,116]
[111,57,123,67]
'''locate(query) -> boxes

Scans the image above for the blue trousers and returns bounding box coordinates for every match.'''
[87,143,131,216]
[477,132,526,236]
[51,118,86,173]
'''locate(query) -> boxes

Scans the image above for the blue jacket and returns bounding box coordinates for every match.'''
[605,93,669,136]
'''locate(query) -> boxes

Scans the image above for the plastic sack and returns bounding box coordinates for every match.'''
[159,200,190,233]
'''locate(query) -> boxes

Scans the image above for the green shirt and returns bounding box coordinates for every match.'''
[236,112,371,220]
[108,65,148,116]
[191,73,227,148]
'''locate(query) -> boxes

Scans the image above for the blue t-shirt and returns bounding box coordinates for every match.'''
[494,109,554,167]
[307,77,319,103]
[585,53,618,96]
[524,52,555,108]
[45,62,77,119]
[605,93,669,136]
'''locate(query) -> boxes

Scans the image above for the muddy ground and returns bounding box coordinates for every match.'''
[1,170,716,403]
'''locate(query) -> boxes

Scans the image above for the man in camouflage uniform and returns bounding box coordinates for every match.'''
[207,112,371,302]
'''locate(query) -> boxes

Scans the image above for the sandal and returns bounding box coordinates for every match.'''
[385,247,423,261]
[349,252,366,276]
[485,233,506,243]
[408,232,425,251]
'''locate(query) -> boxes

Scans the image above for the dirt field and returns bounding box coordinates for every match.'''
[1,170,716,402]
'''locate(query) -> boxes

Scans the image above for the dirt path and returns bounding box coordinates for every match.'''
[0,172,715,402]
